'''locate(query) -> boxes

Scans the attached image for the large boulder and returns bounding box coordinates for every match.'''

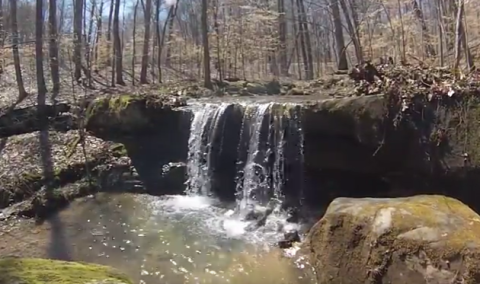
[0,258,132,284]
[302,195,480,284]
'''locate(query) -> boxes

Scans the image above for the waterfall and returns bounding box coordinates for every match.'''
[236,103,272,211]
[186,103,230,196]
[185,102,304,217]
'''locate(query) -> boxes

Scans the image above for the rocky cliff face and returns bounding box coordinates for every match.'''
[64,86,480,215]
[2,66,480,218]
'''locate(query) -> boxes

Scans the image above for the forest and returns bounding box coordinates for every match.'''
[0,0,476,103]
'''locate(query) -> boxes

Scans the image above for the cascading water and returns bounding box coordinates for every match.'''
[236,103,273,212]
[186,103,230,196]
[185,101,305,235]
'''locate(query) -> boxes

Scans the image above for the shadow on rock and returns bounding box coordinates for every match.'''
[121,135,188,196]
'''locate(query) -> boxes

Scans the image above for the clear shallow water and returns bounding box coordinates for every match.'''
[51,193,316,284]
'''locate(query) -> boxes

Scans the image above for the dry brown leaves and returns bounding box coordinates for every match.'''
[0,131,110,192]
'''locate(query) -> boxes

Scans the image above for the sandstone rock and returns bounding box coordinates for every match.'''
[302,195,480,284]
[0,258,132,284]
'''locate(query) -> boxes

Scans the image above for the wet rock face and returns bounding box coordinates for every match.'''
[302,195,480,284]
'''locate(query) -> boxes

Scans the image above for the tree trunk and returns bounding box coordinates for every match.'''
[153,0,161,79]
[329,0,348,70]
[158,6,174,83]
[0,0,3,47]
[452,0,473,70]
[86,0,96,87]
[9,0,28,99]
[201,0,212,88]
[0,0,4,74]
[140,0,152,83]
[213,0,223,81]
[411,0,436,57]
[290,0,302,79]
[132,0,139,85]
[397,0,406,63]
[94,0,104,69]
[165,2,179,66]
[35,0,47,96]
[74,0,84,81]
[297,0,314,79]
[339,0,363,63]
[278,0,288,76]
[296,0,310,79]
[59,0,66,32]
[113,0,125,84]
[49,0,60,97]
[107,0,114,68]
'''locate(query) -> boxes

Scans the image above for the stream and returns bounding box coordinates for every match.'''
[47,193,316,284]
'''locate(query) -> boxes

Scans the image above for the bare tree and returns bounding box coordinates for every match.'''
[132,0,139,85]
[74,0,84,81]
[411,0,436,57]
[0,0,4,74]
[35,0,47,97]
[113,0,125,84]
[165,2,179,66]
[9,0,28,100]
[278,0,288,76]
[330,0,348,70]
[158,4,174,83]
[339,0,363,63]
[49,0,60,98]
[93,0,105,68]
[201,0,212,88]
[140,0,153,83]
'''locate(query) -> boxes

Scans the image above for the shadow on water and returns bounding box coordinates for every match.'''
[37,89,71,261]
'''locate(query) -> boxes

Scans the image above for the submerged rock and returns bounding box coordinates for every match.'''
[278,229,301,249]
[0,258,132,284]
[244,205,275,231]
[302,195,480,284]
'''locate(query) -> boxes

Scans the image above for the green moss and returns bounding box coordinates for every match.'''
[85,95,137,122]
[350,195,480,250]
[107,95,134,113]
[0,258,133,284]
[20,172,43,183]
[110,143,128,157]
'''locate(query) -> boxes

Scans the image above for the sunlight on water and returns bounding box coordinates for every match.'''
[51,193,316,284]
[157,195,215,210]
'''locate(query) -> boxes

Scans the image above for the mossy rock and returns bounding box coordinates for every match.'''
[85,95,150,131]
[302,195,480,284]
[0,258,133,284]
